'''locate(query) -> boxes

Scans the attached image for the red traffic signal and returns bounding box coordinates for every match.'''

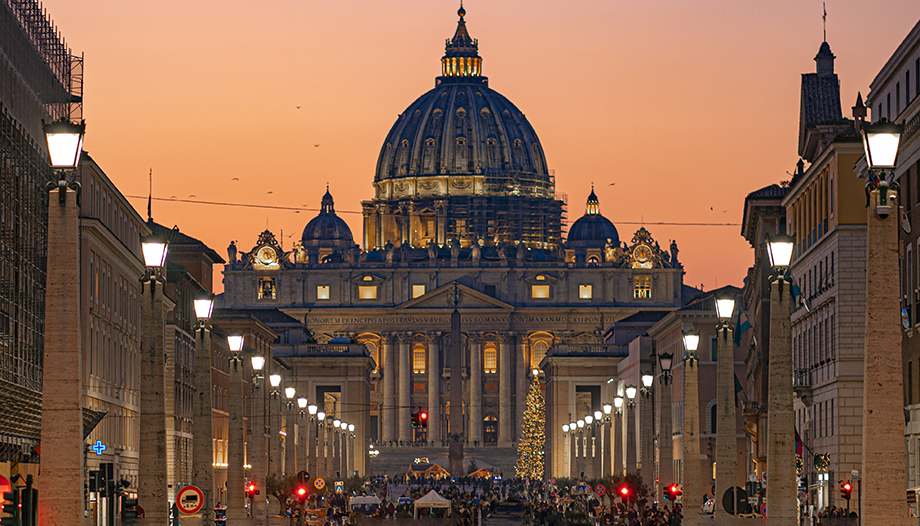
[840,481,852,500]
[296,486,308,503]
[245,483,257,498]
[419,411,428,421]
[619,485,630,497]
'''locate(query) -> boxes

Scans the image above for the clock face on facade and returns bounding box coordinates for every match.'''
[256,246,277,267]
[633,245,653,268]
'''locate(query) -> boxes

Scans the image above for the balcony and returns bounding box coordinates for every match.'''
[548,344,629,357]
[275,343,370,358]
[793,368,813,405]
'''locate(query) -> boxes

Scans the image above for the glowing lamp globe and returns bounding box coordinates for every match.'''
[43,119,85,169]
[862,118,903,169]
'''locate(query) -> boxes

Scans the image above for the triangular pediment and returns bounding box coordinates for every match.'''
[396,282,513,310]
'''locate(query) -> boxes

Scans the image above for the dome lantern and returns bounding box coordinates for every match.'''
[441,3,482,78]
[586,186,600,215]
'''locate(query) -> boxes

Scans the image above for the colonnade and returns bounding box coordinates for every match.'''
[379,331,528,447]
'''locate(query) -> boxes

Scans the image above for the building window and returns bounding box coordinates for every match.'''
[531,285,550,298]
[358,286,377,299]
[710,337,718,362]
[633,276,652,298]
[829,175,834,217]
[483,343,497,373]
[483,284,496,297]
[412,285,426,298]
[579,284,593,299]
[317,285,330,300]
[258,277,276,300]
[532,340,549,369]
[413,343,426,373]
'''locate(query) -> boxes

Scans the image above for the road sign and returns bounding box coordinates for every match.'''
[175,485,205,515]
[595,484,607,497]
[314,478,325,490]
[548,478,556,486]
[761,504,767,518]
[762,471,767,485]
[296,471,310,485]
[334,481,344,494]
[798,491,807,503]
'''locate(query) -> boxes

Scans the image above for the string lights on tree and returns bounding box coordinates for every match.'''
[515,370,546,479]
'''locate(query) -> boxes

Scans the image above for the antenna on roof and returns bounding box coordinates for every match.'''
[822,2,827,42]
[147,168,152,222]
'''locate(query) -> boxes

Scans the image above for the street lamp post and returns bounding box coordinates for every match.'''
[714,293,740,519]
[585,414,595,479]
[284,386,297,476]
[562,424,571,478]
[657,351,674,501]
[576,419,585,479]
[269,373,283,480]
[249,354,267,526]
[764,234,796,526]
[308,404,318,480]
[340,421,349,478]
[333,418,342,479]
[602,404,612,478]
[613,397,624,476]
[137,235,171,526]
[625,385,637,475]
[348,424,356,477]
[192,295,216,523]
[860,119,909,526]
[37,118,85,526]
[226,335,246,525]
[682,329,702,526]
[316,412,327,482]
[640,373,655,493]
[592,410,603,479]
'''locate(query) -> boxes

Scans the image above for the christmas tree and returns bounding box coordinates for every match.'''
[516,371,545,479]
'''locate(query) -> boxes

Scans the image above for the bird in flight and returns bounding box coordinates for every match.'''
[314,144,321,147]
[188,195,196,198]
[296,105,302,109]
[231,177,239,181]
[608,183,615,186]
[267,191,274,195]
[170,195,177,199]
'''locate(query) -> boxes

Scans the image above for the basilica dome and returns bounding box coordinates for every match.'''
[374,8,549,191]
[566,188,619,248]
[301,189,354,249]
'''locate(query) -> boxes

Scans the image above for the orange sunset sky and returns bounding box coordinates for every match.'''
[40,0,919,293]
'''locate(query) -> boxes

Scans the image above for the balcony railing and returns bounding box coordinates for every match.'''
[548,344,629,357]
[276,343,370,357]
[793,369,812,390]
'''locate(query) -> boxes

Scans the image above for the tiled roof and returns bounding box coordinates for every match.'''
[148,220,225,264]
[746,184,788,200]
[800,73,843,128]
[616,311,669,324]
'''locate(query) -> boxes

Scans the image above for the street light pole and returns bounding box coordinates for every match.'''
[308,404,318,480]
[226,335,246,526]
[136,235,171,526]
[657,351,674,502]
[765,234,795,526]
[37,118,85,526]
[714,294,739,519]
[284,387,297,476]
[860,119,909,526]
[249,354,267,526]
[192,296,216,523]
[613,397,624,476]
[681,330,702,526]
[625,385,637,475]
[316,412,327,483]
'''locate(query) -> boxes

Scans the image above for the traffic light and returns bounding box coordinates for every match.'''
[295,486,308,504]
[840,481,852,501]
[1,489,20,526]
[121,493,139,520]
[419,411,428,428]
[618,485,630,500]
[245,482,257,499]
[411,412,419,428]
[666,484,681,501]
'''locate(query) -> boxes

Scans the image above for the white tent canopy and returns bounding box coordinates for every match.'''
[413,490,450,518]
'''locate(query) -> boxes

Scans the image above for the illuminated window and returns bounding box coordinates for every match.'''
[317,285,330,300]
[531,285,550,298]
[536,275,545,281]
[363,275,373,281]
[633,276,652,299]
[358,286,377,299]
[413,344,426,373]
[483,343,497,373]
[258,277,276,300]
[579,284,593,299]
[412,285,426,298]
[532,340,549,369]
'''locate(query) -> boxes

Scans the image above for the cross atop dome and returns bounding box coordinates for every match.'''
[441,3,482,78]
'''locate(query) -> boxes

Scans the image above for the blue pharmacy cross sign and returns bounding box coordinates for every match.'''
[92,440,107,455]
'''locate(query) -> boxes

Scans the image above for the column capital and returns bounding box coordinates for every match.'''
[426,331,442,341]
[468,332,483,344]
[396,332,413,343]
[500,332,516,345]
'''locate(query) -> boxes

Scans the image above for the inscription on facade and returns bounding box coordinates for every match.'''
[308,315,602,325]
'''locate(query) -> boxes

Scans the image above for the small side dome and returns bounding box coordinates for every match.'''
[301,189,354,250]
[566,187,619,248]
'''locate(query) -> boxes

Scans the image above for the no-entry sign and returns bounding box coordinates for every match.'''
[175,485,205,515]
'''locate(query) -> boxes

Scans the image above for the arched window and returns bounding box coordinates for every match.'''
[413,343,426,374]
[710,403,718,434]
[532,340,549,369]
[483,415,498,443]
[483,343,497,373]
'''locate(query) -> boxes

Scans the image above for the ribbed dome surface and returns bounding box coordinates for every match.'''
[567,215,619,248]
[301,190,354,249]
[374,82,549,184]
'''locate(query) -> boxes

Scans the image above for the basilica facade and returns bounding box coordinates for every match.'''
[220,7,690,476]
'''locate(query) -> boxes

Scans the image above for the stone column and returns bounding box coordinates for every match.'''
[626,402,637,474]
[397,333,412,443]
[468,333,483,445]
[516,338,528,441]
[249,382,267,526]
[603,418,612,478]
[641,395,656,492]
[592,426,602,479]
[569,431,577,479]
[314,421,324,483]
[766,277,794,525]
[323,422,331,483]
[862,185,909,526]
[226,355,246,526]
[307,416,316,481]
[683,350,703,526]
[333,428,341,478]
[37,186,83,526]
[716,325,739,518]
[270,393,283,478]
[498,334,513,446]
[657,375,673,501]
[192,326,215,522]
[428,333,441,444]
[382,335,396,442]
[614,410,623,476]
[137,274,170,526]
